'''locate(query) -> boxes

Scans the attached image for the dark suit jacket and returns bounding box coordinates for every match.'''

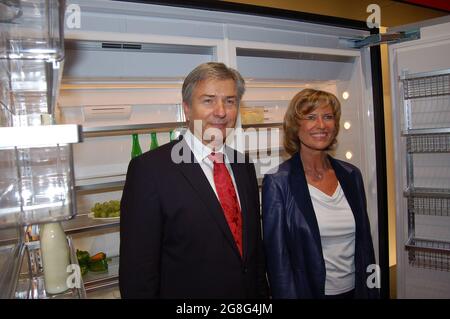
[119,137,268,299]
[262,153,379,299]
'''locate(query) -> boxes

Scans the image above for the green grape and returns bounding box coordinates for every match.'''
[92,200,121,218]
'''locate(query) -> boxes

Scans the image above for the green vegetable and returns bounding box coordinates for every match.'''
[76,249,109,274]
[88,258,108,272]
[91,200,120,218]
[80,264,89,276]
[76,249,91,276]
[76,249,90,266]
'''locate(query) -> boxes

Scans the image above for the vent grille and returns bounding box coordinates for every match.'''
[101,43,142,50]
[122,43,142,50]
[66,40,214,55]
[101,42,122,49]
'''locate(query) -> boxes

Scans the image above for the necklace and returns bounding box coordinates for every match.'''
[304,169,325,180]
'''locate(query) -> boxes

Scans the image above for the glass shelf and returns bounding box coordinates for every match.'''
[0,211,121,246]
[83,255,119,293]
[82,122,186,138]
[241,122,283,129]
[62,213,120,236]
[76,180,125,195]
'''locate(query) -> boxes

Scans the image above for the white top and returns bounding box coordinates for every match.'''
[308,183,356,295]
[183,129,241,208]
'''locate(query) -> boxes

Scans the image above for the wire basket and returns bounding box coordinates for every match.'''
[406,237,450,272]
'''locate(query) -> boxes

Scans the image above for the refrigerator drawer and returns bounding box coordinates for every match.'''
[0,0,64,61]
[0,144,76,229]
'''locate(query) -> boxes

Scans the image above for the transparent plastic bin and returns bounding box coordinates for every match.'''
[0,0,65,61]
[1,53,64,127]
[0,144,76,229]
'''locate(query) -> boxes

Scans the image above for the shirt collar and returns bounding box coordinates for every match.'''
[183,129,227,164]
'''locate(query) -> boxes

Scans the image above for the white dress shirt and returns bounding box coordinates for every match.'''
[183,129,241,208]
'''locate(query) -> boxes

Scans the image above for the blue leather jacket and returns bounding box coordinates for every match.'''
[262,153,379,299]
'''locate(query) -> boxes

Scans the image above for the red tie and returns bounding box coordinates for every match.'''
[209,152,243,257]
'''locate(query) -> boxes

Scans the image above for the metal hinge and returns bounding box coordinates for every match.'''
[348,29,420,48]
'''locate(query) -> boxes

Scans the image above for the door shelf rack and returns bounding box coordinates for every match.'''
[401,68,450,271]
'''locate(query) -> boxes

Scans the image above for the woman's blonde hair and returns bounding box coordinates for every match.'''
[283,88,341,155]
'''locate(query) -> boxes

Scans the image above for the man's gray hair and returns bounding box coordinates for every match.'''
[182,62,245,106]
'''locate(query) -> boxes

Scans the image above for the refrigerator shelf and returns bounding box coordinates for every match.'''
[0,211,121,246]
[75,180,125,195]
[400,68,450,81]
[405,237,450,272]
[401,69,450,100]
[62,212,120,235]
[241,122,283,129]
[405,134,450,153]
[0,125,81,149]
[82,122,186,138]
[406,196,450,217]
[404,187,450,199]
[75,176,264,195]
[83,255,119,294]
[402,127,450,136]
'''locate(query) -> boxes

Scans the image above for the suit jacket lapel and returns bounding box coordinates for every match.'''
[227,147,249,262]
[173,139,242,259]
[288,153,322,250]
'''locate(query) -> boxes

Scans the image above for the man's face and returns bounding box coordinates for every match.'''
[183,78,239,147]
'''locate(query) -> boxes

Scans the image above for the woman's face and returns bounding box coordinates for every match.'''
[297,103,337,152]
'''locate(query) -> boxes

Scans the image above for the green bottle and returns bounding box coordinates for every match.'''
[150,132,159,150]
[131,134,142,158]
[169,130,177,142]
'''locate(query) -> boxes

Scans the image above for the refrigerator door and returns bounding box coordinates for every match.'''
[389,16,450,298]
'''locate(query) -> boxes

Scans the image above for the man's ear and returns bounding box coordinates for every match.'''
[182,102,190,121]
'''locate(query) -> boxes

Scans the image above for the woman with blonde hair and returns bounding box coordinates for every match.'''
[262,88,378,299]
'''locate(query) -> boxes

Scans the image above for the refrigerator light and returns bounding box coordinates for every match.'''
[344,121,351,130]
[342,91,349,100]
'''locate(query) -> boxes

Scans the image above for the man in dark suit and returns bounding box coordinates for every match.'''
[119,62,269,299]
